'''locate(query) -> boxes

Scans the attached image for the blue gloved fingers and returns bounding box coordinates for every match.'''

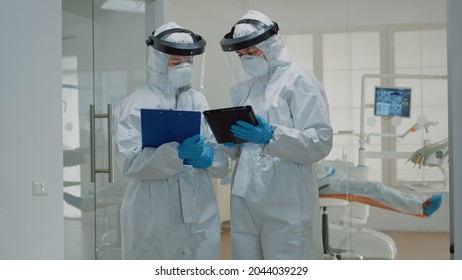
[196,135,205,145]
[254,115,273,143]
[179,148,203,160]
[178,144,203,159]
[181,134,202,145]
[235,120,258,130]
[230,127,249,137]
[260,125,273,143]
[230,126,252,141]
[178,134,205,159]
[230,115,272,144]
[190,145,214,169]
[232,120,260,140]
[230,130,252,142]
[231,123,261,142]
[231,124,254,137]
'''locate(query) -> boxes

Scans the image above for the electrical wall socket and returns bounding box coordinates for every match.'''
[32,181,48,196]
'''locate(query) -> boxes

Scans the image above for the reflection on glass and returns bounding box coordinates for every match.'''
[63,0,145,260]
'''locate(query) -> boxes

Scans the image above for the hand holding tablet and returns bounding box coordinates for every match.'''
[203,105,258,144]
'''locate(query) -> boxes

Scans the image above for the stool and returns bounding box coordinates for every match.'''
[319,197,349,260]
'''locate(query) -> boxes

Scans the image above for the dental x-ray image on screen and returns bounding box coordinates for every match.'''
[374,86,411,117]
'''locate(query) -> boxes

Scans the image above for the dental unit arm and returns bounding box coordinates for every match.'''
[335,116,438,144]
[365,116,439,144]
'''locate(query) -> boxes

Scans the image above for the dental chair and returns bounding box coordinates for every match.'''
[321,197,398,259]
[320,161,398,260]
[319,197,351,259]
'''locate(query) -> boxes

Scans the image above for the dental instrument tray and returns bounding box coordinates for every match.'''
[140,108,201,148]
[203,105,258,144]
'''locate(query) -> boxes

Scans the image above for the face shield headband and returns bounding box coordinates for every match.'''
[220,19,279,52]
[146,28,206,56]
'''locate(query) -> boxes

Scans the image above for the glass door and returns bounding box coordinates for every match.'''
[62,0,146,259]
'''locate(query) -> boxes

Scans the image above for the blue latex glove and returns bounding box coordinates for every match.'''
[423,193,445,217]
[178,134,204,160]
[188,145,214,169]
[231,115,273,144]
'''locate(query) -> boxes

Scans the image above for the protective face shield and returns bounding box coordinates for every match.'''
[146,25,206,91]
[220,14,279,88]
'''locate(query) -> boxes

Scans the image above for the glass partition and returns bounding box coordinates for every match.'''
[62,0,146,259]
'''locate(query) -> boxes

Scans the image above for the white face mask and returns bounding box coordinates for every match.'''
[240,55,268,77]
[167,62,192,88]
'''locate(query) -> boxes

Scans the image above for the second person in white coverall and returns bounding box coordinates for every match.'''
[113,22,228,259]
[220,10,333,259]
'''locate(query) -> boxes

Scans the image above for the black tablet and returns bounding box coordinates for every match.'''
[203,105,258,144]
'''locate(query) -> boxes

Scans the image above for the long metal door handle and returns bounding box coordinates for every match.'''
[89,104,114,183]
[90,105,95,183]
[107,104,113,182]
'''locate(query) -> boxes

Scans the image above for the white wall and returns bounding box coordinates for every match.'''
[0,0,64,259]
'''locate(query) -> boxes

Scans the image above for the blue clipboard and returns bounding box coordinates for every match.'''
[140,108,201,148]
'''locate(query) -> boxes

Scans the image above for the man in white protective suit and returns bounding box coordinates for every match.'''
[219,10,333,259]
[113,22,228,259]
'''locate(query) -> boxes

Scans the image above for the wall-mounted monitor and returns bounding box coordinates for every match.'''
[374,86,411,118]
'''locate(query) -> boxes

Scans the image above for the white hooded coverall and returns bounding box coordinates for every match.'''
[113,22,228,259]
[225,10,333,260]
